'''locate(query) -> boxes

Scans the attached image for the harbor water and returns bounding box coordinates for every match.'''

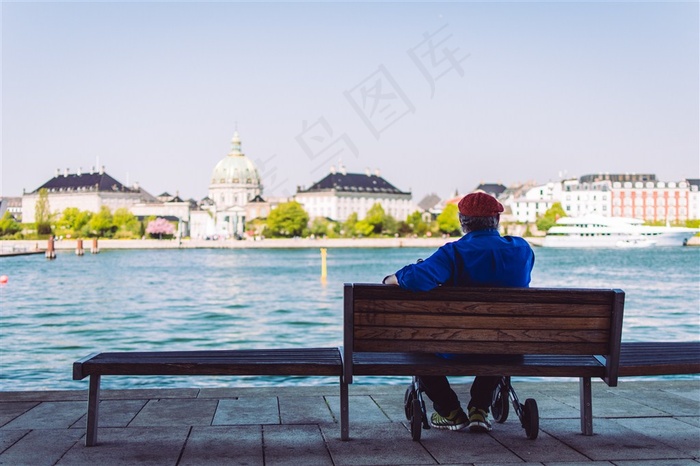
[1,246,698,391]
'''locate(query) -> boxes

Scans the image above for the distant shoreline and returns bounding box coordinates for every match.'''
[3,235,699,254]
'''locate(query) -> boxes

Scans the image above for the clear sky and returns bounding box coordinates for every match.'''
[2,1,698,203]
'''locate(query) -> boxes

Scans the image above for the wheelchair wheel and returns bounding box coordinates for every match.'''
[404,387,414,421]
[522,398,539,440]
[410,398,423,441]
[491,381,510,423]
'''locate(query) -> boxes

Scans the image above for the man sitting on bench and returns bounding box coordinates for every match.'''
[382,192,535,433]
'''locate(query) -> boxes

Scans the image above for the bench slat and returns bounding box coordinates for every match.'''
[352,352,606,378]
[355,300,613,317]
[354,327,610,344]
[355,313,610,330]
[353,339,609,355]
[73,348,343,379]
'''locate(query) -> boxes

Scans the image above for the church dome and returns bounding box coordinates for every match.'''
[210,132,261,185]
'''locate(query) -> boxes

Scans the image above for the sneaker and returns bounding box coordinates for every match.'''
[429,408,469,430]
[468,407,492,432]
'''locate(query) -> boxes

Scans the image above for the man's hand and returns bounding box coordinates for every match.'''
[382,274,399,286]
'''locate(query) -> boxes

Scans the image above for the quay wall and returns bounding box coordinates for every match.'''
[3,235,700,252]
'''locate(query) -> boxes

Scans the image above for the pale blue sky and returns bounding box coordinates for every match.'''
[2,1,698,202]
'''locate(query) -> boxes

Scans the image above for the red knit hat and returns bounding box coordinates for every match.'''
[457,192,504,217]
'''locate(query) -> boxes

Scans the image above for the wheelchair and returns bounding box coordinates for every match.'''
[403,375,539,441]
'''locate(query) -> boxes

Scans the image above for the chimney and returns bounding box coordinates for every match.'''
[55,169,60,177]
[77,167,82,176]
[99,165,105,174]
[64,168,69,177]
[374,168,381,177]
[365,167,371,176]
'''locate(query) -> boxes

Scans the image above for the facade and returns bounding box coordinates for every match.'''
[189,132,263,239]
[21,167,157,224]
[505,174,699,223]
[294,166,412,222]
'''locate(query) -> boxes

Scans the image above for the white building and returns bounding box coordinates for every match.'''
[295,166,412,222]
[509,181,563,223]
[189,132,263,239]
[21,167,156,224]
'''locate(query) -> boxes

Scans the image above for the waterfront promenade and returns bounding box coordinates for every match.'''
[1,380,698,465]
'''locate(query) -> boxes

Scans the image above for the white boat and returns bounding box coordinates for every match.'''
[542,215,699,248]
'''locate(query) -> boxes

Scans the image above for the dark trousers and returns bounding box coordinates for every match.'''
[418,375,500,416]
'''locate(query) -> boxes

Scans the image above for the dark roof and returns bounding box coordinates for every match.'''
[687,179,700,188]
[299,172,409,195]
[249,194,267,203]
[417,193,441,211]
[168,196,184,203]
[34,172,136,194]
[475,183,507,196]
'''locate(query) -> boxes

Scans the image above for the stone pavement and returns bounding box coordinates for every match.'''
[1,380,699,465]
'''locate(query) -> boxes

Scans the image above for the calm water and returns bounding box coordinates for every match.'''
[1,246,698,390]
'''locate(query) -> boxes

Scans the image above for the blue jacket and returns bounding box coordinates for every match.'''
[394,229,535,291]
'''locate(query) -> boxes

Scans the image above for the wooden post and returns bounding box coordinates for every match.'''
[320,248,327,283]
[76,238,84,256]
[45,235,56,260]
[91,238,99,254]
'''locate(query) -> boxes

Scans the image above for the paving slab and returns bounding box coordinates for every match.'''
[179,425,263,466]
[416,425,523,464]
[322,421,437,465]
[71,399,148,429]
[214,396,279,425]
[0,402,38,427]
[0,428,84,466]
[278,395,336,425]
[541,417,694,461]
[263,424,333,465]
[0,429,29,452]
[614,416,700,457]
[58,426,188,465]
[2,401,85,429]
[326,395,392,427]
[129,398,217,427]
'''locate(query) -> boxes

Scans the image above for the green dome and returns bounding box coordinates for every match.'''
[210,132,261,185]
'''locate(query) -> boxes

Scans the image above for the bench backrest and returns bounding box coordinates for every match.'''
[343,283,625,385]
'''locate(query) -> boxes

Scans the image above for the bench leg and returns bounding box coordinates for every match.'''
[86,375,101,446]
[340,377,349,440]
[579,376,593,435]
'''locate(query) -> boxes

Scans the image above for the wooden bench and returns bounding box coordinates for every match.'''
[73,347,343,446]
[340,283,625,440]
[619,341,700,376]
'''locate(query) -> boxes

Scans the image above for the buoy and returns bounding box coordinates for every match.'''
[320,248,327,283]
[0,275,8,284]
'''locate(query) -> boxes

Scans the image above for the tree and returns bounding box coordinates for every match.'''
[342,212,359,237]
[364,203,387,235]
[146,217,175,239]
[309,217,338,238]
[0,212,21,237]
[406,211,428,236]
[34,188,52,235]
[437,203,462,236]
[56,207,92,237]
[536,202,567,232]
[266,202,309,238]
[88,206,114,237]
[113,208,140,238]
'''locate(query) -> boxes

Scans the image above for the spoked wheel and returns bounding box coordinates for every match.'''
[404,387,414,421]
[491,380,510,423]
[522,398,539,440]
[410,398,423,441]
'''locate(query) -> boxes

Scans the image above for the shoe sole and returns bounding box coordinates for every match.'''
[430,421,468,431]
[468,421,492,433]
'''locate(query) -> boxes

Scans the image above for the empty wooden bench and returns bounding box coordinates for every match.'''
[619,341,700,376]
[73,347,342,446]
[340,283,625,440]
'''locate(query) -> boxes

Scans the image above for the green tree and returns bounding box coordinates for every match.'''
[364,203,387,235]
[266,202,309,237]
[0,212,21,237]
[309,217,338,238]
[342,212,359,237]
[437,203,461,236]
[536,202,567,232]
[88,206,114,237]
[35,188,52,235]
[112,208,140,238]
[406,211,428,236]
[56,207,92,237]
